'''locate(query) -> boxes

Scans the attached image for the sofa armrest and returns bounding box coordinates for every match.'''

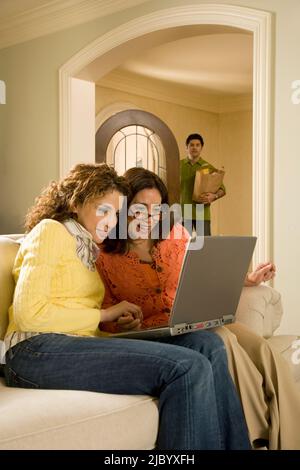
[235,285,283,338]
[0,237,21,340]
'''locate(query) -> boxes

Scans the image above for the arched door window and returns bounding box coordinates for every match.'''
[95,109,179,204]
[106,125,166,183]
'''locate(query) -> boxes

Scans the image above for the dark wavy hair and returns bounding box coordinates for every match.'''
[186,133,204,147]
[102,167,173,254]
[25,163,129,232]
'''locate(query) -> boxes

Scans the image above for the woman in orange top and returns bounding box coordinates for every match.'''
[97,167,300,450]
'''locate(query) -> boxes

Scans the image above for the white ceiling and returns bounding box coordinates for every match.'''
[0,0,149,49]
[0,3,253,96]
[108,33,253,95]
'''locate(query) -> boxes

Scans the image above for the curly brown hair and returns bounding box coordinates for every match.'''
[25,163,130,232]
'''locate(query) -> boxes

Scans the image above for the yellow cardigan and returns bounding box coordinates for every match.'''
[6,219,104,337]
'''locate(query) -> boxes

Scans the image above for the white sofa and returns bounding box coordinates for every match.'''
[0,235,299,449]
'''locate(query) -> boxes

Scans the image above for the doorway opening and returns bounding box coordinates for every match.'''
[59,4,272,266]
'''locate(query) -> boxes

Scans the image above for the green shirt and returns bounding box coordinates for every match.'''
[180,157,225,221]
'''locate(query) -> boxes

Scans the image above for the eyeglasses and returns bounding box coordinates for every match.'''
[129,204,162,221]
[131,210,161,221]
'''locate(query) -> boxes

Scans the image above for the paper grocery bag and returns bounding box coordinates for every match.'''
[193,168,225,202]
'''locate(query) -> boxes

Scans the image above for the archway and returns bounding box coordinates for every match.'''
[95,109,180,204]
[59,4,273,266]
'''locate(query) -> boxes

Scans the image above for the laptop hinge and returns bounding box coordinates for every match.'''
[221,314,235,324]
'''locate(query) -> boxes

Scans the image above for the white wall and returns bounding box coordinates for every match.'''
[70,78,95,168]
[0,80,5,104]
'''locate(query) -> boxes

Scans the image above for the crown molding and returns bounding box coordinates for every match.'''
[97,70,252,114]
[219,94,253,113]
[98,70,221,113]
[0,0,148,50]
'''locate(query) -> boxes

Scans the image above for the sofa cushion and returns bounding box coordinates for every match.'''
[0,237,20,340]
[0,378,158,449]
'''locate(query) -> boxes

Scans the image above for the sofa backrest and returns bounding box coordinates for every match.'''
[0,236,21,340]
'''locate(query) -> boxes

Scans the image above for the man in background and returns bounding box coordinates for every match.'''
[180,133,226,236]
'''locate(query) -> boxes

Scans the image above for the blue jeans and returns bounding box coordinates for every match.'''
[4,331,250,450]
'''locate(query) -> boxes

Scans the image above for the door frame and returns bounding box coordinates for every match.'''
[59,4,273,266]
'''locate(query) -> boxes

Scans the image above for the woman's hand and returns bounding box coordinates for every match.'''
[245,262,276,286]
[115,313,142,331]
[100,301,143,330]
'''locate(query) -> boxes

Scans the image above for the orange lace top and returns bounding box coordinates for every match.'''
[96,224,190,332]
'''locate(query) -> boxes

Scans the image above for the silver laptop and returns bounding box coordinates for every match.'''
[111,236,257,339]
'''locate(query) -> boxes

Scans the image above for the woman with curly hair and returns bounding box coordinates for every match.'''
[2,163,250,450]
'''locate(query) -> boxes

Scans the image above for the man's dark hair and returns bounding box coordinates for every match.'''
[186,133,204,147]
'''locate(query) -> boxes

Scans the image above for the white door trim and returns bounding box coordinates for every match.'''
[59,4,272,265]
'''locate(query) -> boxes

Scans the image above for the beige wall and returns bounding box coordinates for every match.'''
[0,0,300,332]
[96,85,252,238]
[215,111,252,236]
[0,2,150,234]
[96,85,220,165]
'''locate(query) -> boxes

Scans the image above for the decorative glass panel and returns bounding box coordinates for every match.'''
[106,125,166,183]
